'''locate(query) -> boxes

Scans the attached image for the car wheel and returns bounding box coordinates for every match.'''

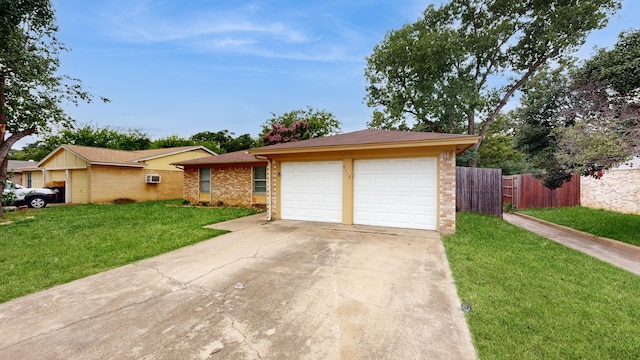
[27,196,47,209]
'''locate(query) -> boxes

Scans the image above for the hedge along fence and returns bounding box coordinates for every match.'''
[456,167,503,218]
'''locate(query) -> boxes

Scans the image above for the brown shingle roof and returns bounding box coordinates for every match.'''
[8,160,34,171]
[39,144,214,167]
[173,150,267,166]
[250,129,479,154]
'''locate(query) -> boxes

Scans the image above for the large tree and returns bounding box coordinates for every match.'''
[1,0,102,215]
[553,30,640,179]
[364,0,621,164]
[515,30,640,188]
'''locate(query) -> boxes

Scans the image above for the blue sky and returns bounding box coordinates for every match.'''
[17,0,639,147]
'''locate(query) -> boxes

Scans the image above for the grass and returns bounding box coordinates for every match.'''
[443,212,640,359]
[520,207,640,247]
[0,200,256,303]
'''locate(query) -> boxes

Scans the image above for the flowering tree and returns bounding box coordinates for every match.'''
[259,107,340,145]
[261,121,310,146]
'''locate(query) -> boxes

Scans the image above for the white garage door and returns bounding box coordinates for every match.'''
[354,158,438,230]
[280,161,343,223]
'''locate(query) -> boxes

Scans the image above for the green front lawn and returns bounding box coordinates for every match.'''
[0,201,256,303]
[444,212,640,359]
[520,207,640,247]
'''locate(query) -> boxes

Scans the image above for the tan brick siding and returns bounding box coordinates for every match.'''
[183,167,199,204]
[209,166,253,207]
[269,159,277,220]
[439,150,456,234]
[581,169,640,215]
[88,166,184,203]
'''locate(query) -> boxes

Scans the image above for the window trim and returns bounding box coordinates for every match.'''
[253,166,267,194]
[199,168,211,193]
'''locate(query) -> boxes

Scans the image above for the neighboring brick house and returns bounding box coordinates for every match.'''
[249,129,479,234]
[581,157,640,215]
[19,145,215,204]
[172,151,269,207]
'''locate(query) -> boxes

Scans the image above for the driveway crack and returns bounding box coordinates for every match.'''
[221,292,263,359]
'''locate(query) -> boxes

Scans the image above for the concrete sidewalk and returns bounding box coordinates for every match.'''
[503,213,640,276]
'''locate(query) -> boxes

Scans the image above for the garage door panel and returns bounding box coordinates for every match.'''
[354,158,438,230]
[281,161,342,223]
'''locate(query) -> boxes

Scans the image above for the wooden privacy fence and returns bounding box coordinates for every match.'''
[456,167,503,217]
[503,173,580,209]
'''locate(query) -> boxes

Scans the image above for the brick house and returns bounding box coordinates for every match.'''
[249,129,479,234]
[581,157,640,215]
[19,144,215,204]
[173,151,269,207]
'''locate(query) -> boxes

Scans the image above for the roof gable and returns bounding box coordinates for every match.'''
[37,145,215,168]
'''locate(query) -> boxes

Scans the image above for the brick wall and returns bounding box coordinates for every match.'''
[581,169,640,215]
[439,150,456,234]
[210,166,253,207]
[183,167,199,204]
[89,166,184,203]
[268,159,277,220]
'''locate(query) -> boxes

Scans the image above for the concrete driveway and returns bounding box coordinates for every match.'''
[0,215,476,359]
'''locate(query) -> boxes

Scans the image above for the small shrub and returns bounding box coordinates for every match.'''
[113,198,136,205]
[215,200,224,207]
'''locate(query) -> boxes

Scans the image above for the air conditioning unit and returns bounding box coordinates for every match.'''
[145,174,161,184]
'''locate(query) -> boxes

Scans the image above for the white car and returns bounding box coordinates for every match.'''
[2,180,59,209]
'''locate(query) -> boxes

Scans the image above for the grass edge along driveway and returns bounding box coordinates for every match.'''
[0,201,256,303]
[519,206,640,247]
[443,212,640,360]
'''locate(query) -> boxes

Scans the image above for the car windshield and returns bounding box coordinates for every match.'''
[5,181,24,190]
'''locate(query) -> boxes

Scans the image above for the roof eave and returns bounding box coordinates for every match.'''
[91,162,146,168]
[133,146,216,162]
[249,137,480,156]
[173,159,268,166]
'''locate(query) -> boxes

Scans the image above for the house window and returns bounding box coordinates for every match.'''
[199,168,211,193]
[253,166,267,194]
[27,172,32,188]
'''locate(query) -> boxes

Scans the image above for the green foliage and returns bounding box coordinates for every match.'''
[578,30,640,94]
[476,114,532,175]
[9,124,152,161]
[444,212,640,359]
[514,30,640,188]
[364,0,621,152]
[0,0,105,151]
[0,200,256,302]
[150,135,195,149]
[513,66,576,188]
[0,0,107,217]
[189,130,257,153]
[259,106,341,145]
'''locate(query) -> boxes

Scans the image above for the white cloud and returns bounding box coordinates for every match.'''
[103,2,314,45]
[97,0,377,63]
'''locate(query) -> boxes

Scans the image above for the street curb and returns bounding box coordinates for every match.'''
[509,212,640,257]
